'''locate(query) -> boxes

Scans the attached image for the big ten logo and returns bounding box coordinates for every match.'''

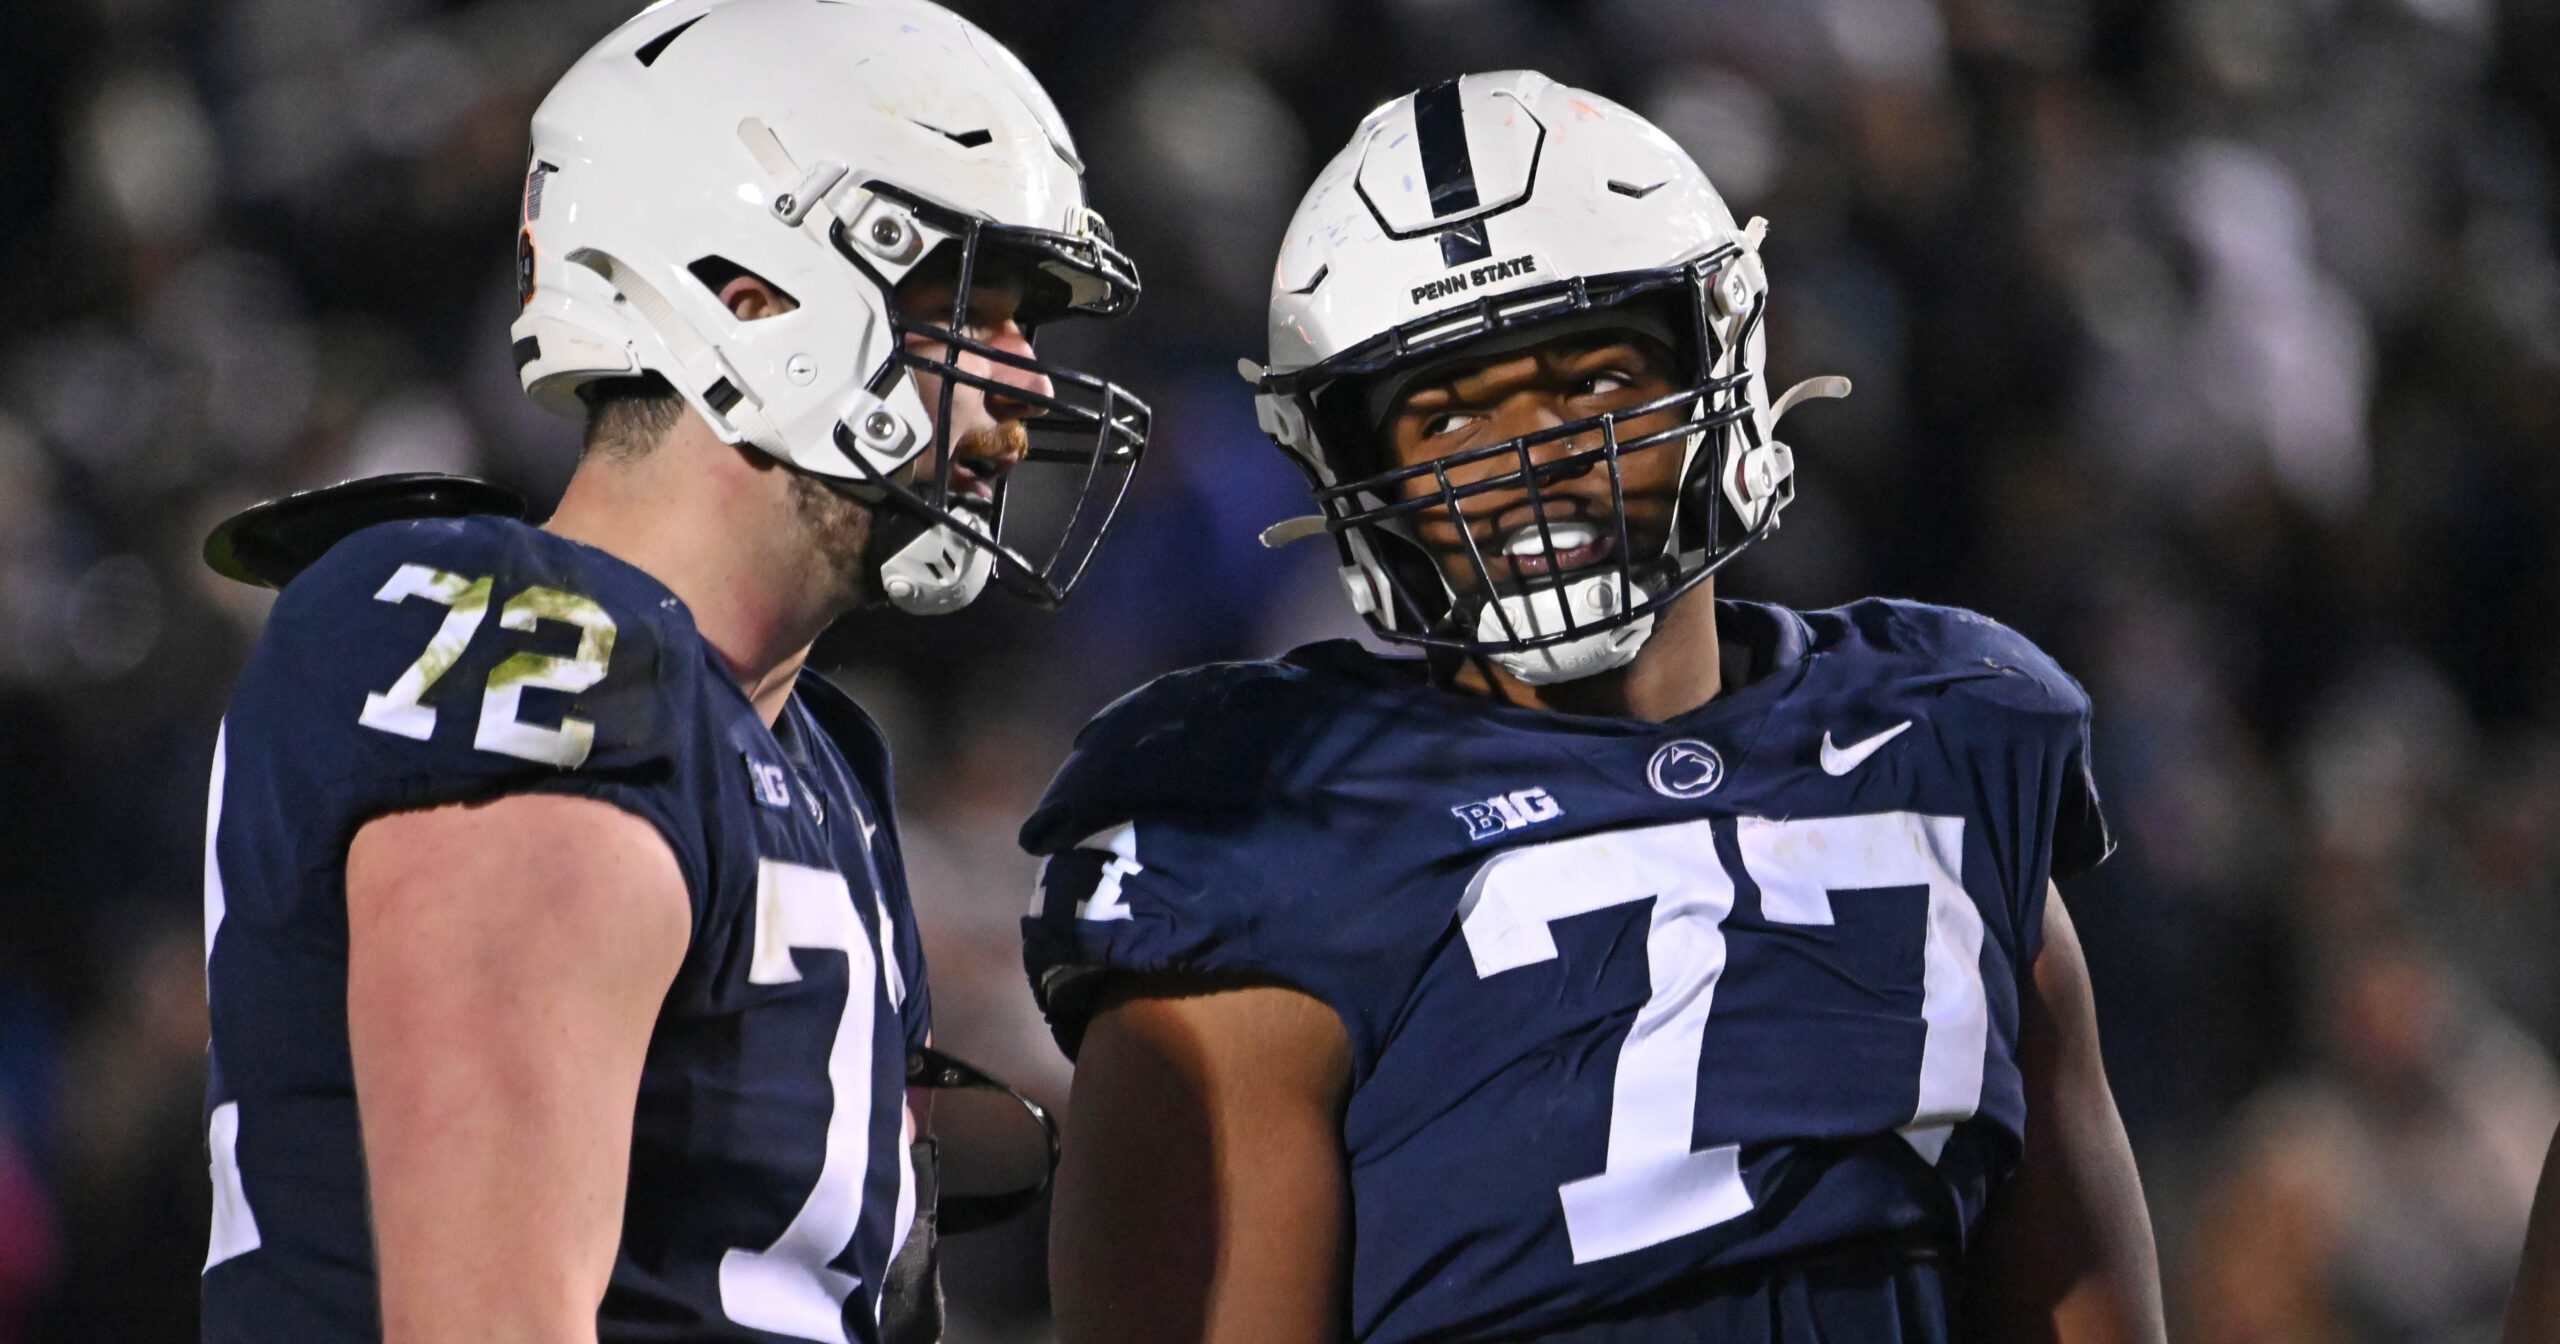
[1451,786,1565,843]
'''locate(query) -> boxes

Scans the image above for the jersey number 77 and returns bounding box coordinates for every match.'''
[1458,810,1985,1264]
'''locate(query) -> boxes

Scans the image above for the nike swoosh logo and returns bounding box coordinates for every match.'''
[1820,720,1914,776]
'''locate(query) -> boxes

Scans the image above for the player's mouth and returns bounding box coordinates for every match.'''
[910,422,1030,508]
[1499,519,1614,577]
[913,456,1000,506]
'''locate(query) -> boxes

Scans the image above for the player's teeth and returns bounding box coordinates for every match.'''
[1504,522,1600,557]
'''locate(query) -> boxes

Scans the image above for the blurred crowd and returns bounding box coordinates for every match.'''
[1,0,2558,1340]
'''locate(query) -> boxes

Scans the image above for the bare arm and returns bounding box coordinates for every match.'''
[2504,1124,2560,1344]
[1966,885,2166,1344]
[347,794,691,1344]
[1050,982,1352,1344]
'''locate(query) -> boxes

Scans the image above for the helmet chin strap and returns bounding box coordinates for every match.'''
[1477,573,1659,686]
[864,497,998,615]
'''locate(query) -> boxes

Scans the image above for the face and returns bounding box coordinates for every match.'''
[713,261,1053,611]
[891,254,1054,508]
[1381,332,1687,603]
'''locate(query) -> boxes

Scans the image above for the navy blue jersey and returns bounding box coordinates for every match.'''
[1021,599,2109,1344]
[202,515,931,1344]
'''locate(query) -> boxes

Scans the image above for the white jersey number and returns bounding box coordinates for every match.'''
[719,859,883,1344]
[356,563,617,768]
[201,722,264,1274]
[1458,811,1985,1264]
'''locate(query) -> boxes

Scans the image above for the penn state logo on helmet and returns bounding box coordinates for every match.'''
[1248,72,1849,683]
[511,0,1151,616]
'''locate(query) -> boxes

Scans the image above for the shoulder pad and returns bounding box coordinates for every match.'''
[1820,598,2090,718]
[1813,600,2110,875]
[1020,657,1341,855]
[205,473,528,590]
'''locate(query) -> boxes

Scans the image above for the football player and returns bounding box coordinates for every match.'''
[1022,73,2163,1343]
[198,2,1145,1342]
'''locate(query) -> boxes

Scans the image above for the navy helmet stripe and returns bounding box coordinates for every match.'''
[1414,80,1493,267]
[1414,80,1480,216]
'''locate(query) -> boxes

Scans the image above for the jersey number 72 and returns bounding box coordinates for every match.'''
[354,562,618,767]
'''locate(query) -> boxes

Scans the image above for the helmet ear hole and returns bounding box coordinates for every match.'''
[687,257,798,317]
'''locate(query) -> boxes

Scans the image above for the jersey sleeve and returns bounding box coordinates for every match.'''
[1947,610,2112,880]
[1016,661,1354,1060]
[227,516,717,914]
[2050,708,2110,879]
[1900,603,2112,966]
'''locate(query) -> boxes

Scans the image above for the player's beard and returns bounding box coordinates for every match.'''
[795,418,1031,611]
[787,469,879,611]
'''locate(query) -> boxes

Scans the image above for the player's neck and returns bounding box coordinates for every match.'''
[544,424,840,727]
[1456,582,1725,721]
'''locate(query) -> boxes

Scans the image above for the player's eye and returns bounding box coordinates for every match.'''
[1422,410,1479,439]
[1572,371,1633,399]
[969,298,1023,337]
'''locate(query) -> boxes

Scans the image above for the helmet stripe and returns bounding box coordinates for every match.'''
[1414,80,1494,266]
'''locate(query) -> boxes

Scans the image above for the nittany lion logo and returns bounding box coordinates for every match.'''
[1645,739,1724,799]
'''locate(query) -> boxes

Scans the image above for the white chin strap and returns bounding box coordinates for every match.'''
[878,516,1000,615]
[1478,573,1657,686]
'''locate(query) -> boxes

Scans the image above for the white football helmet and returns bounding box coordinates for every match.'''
[1252,71,1846,682]
[513,0,1150,614]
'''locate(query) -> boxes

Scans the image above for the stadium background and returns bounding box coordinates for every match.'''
[2,0,2559,1339]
